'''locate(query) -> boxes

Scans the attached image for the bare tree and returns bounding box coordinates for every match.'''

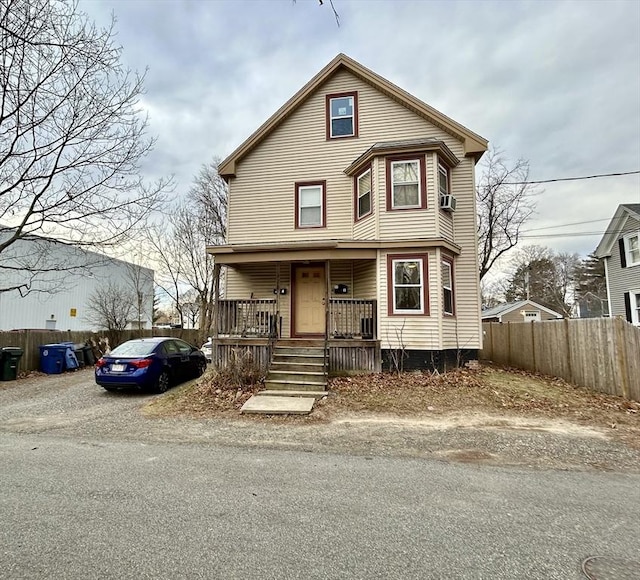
[124,259,154,336]
[504,245,580,316]
[477,147,537,280]
[0,0,169,295]
[147,158,227,342]
[84,281,134,347]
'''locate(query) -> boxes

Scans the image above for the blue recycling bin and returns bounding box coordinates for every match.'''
[58,342,80,370]
[39,344,67,374]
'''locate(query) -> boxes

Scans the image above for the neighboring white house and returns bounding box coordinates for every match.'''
[0,233,154,331]
[595,203,640,325]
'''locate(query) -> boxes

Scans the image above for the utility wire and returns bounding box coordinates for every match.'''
[522,218,611,233]
[502,170,640,185]
[521,230,627,239]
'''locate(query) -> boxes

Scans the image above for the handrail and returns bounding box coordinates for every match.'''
[328,298,376,339]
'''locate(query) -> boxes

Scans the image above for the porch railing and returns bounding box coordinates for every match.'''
[216,299,280,338]
[328,299,376,340]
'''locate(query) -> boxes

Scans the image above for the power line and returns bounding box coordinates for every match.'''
[503,170,640,185]
[522,218,611,233]
[520,230,625,239]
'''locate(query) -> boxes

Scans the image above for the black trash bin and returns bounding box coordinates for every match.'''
[0,347,24,381]
[83,345,96,366]
[73,343,86,367]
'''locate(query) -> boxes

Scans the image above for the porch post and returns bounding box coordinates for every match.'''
[325,260,331,339]
[276,262,281,337]
[212,263,221,339]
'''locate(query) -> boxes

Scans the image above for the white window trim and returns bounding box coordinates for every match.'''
[522,310,541,322]
[392,258,425,314]
[631,290,640,325]
[297,184,323,228]
[329,96,355,138]
[438,161,450,197]
[442,259,453,315]
[391,159,421,209]
[623,231,640,267]
[356,168,372,219]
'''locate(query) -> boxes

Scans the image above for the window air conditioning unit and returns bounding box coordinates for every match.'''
[440,194,457,212]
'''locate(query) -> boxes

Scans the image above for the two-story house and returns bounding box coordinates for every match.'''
[207,54,488,374]
[595,203,640,325]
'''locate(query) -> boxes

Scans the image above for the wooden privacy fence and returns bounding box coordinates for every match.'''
[480,318,640,402]
[0,328,201,372]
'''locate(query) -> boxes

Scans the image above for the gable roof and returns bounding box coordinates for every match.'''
[219,54,488,179]
[594,204,640,258]
[481,300,563,321]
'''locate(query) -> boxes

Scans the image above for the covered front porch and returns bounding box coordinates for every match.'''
[208,242,382,373]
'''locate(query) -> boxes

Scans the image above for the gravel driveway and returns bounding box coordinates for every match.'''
[1,369,639,472]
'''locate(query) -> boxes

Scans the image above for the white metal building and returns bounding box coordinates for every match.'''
[0,234,154,332]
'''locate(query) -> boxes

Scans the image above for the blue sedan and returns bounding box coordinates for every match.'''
[95,337,207,393]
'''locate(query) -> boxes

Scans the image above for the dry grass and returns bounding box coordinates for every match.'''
[144,364,640,443]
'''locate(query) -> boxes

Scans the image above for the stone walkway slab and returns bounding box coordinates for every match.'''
[240,395,315,415]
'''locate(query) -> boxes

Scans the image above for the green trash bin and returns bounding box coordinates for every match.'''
[0,347,24,381]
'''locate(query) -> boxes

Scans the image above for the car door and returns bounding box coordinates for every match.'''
[162,340,184,380]
[173,339,195,379]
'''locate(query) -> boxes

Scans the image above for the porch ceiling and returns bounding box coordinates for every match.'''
[207,238,460,264]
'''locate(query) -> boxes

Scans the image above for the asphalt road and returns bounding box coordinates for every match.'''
[1,370,639,579]
[1,433,639,580]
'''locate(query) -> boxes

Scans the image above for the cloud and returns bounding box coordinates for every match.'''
[82,0,640,257]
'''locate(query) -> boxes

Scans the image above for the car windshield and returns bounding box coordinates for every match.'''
[109,341,156,357]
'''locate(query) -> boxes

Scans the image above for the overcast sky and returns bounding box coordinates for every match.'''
[83,0,640,263]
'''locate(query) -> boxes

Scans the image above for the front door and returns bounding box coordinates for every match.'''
[293,264,326,336]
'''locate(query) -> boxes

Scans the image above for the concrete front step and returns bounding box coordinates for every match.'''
[258,390,327,399]
[265,379,327,391]
[241,395,315,415]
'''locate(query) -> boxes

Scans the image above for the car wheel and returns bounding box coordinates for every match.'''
[155,371,170,394]
[196,359,207,377]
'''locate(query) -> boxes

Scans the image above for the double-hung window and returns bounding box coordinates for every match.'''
[355,167,372,220]
[295,181,325,228]
[438,161,450,197]
[626,291,640,325]
[442,257,454,315]
[326,92,357,139]
[388,254,428,315]
[386,156,426,210]
[623,232,640,267]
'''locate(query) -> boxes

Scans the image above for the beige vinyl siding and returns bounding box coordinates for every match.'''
[224,263,292,338]
[608,215,640,318]
[224,263,277,299]
[228,69,464,245]
[378,152,436,239]
[378,249,442,350]
[224,66,482,350]
[354,159,377,239]
[328,260,353,297]
[353,260,377,298]
[442,156,482,349]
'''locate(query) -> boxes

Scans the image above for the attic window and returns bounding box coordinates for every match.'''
[326,92,358,139]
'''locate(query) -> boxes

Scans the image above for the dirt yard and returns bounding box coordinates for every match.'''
[144,364,640,450]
